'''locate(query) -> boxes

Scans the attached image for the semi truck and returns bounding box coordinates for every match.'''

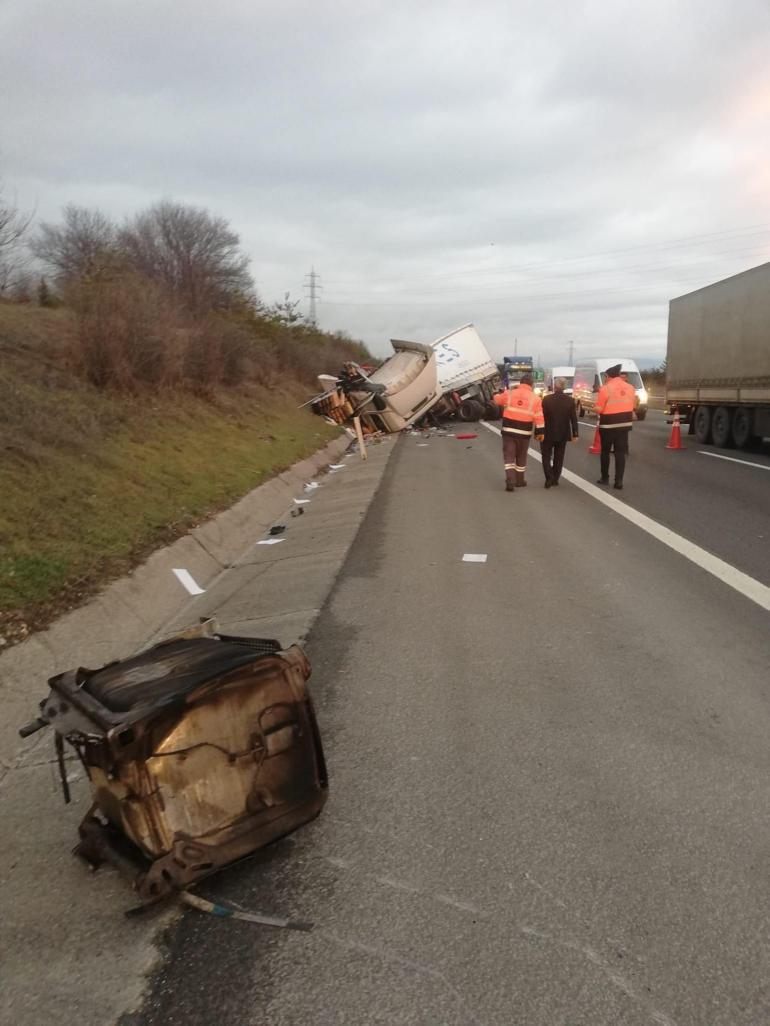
[666,262,770,448]
[310,323,502,432]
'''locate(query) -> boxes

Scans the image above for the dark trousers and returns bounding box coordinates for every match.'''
[600,428,630,483]
[541,439,567,482]
[502,433,531,483]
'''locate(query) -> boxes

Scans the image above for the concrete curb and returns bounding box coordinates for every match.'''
[0,433,350,779]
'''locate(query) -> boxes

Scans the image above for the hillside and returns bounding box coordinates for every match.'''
[0,304,346,646]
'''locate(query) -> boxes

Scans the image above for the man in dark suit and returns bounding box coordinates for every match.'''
[541,378,579,487]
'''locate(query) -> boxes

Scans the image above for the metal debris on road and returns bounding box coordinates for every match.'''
[19,620,329,906]
[179,890,313,931]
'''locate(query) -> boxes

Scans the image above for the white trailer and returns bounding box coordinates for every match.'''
[429,323,502,422]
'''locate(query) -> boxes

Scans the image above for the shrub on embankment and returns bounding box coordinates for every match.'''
[0,276,370,646]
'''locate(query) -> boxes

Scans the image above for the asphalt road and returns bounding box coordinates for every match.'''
[130,420,770,1026]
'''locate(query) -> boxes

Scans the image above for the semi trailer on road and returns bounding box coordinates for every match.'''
[666,262,770,448]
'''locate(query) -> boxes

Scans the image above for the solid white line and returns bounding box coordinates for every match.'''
[479,420,770,612]
[462,553,488,563]
[698,451,770,472]
[172,568,205,595]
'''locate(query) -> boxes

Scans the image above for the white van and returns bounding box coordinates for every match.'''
[572,358,648,420]
[545,366,575,395]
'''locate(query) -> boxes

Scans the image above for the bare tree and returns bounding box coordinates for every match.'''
[120,200,254,313]
[0,181,33,296]
[31,205,118,286]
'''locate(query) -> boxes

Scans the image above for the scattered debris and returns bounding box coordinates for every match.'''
[257,538,284,546]
[269,525,286,536]
[290,507,304,518]
[19,620,328,906]
[179,890,313,931]
[462,553,488,563]
[456,434,478,440]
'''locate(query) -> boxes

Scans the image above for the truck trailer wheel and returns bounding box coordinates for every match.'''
[693,405,712,444]
[483,402,500,420]
[635,408,647,421]
[711,406,733,448]
[457,399,483,422]
[731,407,753,449]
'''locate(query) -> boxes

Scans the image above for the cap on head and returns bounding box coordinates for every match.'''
[520,373,533,386]
[554,377,566,391]
[605,364,622,378]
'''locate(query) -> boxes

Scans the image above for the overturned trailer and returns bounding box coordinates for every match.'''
[20,625,328,903]
[310,324,501,433]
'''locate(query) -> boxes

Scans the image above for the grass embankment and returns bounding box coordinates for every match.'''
[0,305,341,645]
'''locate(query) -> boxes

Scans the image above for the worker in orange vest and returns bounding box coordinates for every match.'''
[493,374,545,490]
[595,364,635,489]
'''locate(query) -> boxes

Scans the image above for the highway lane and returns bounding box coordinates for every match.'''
[558,408,770,587]
[133,427,770,1026]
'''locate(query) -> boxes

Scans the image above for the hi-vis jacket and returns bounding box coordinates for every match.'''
[595,377,635,429]
[493,382,545,437]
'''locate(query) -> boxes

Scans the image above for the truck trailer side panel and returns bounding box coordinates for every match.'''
[666,262,770,447]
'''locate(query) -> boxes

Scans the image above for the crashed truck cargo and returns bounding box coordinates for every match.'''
[310,324,501,433]
[311,339,440,433]
[20,623,328,903]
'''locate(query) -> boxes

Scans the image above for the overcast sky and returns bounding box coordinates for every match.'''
[2,0,769,366]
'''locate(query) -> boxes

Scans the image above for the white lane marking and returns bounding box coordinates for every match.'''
[417,443,429,447]
[294,498,310,505]
[698,451,770,472]
[172,568,205,595]
[462,553,488,563]
[329,463,346,469]
[480,421,770,612]
[305,481,320,491]
[257,538,285,545]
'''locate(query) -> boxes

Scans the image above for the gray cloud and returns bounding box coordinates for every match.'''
[2,0,770,367]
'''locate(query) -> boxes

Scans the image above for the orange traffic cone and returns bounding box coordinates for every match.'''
[666,411,686,450]
[589,424,602,454]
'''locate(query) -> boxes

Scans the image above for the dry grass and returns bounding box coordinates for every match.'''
[0,304,341,644]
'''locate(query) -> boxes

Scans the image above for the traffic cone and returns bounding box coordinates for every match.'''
[666,411,686,450]
[589,424,602,454]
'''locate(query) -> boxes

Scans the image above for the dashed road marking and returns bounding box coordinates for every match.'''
[462,553,488,563]
[172,568,205,595]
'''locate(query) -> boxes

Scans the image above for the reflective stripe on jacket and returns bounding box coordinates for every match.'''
[595,377,635,429]
[493,383,545,436]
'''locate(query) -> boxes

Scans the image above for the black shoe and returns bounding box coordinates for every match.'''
[515,480,527,487]
[614,481,623,490]
[505,480,515,492]
[544,480,552,489]
[597,477,609,485]
[552,479,560,486]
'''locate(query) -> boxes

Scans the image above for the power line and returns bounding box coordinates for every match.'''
[321,221,770,288]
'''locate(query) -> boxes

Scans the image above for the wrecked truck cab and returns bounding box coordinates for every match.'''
[310,340,439,433]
